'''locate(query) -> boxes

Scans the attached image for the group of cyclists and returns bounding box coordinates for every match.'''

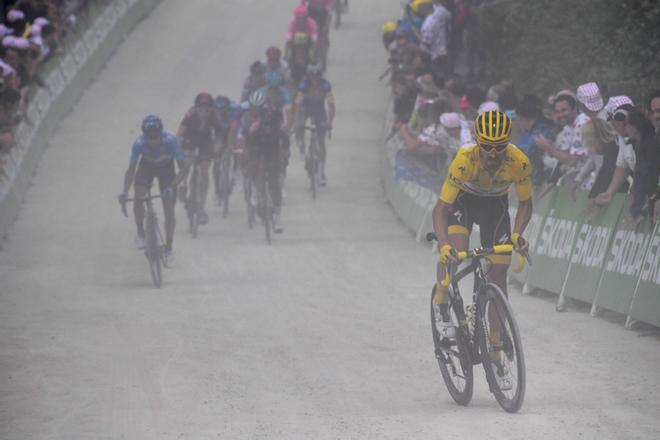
[118,0,344,263]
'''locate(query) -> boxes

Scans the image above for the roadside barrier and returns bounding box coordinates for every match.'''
[381,115,660,329]
[0,0,162,241]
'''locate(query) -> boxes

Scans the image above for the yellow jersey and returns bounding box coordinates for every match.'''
[439,144,533,204]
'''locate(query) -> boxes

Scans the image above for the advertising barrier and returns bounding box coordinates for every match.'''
[593,197,657,317]
[380,113,660,329]
[627,221,660,327]
[560,193,627,305]
[525,187,584,295]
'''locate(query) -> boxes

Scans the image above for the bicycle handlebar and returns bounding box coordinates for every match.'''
[426,232,529,287]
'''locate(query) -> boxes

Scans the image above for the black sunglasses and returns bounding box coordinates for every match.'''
[611,109,628,122]
[478,141,508,152]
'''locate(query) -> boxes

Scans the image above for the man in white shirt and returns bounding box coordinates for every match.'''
[420,0,452,81]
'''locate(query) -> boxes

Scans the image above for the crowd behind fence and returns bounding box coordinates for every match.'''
[0,0,109,169]
[380,0,660,327]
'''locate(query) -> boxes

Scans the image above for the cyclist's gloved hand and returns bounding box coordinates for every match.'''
[162,186,176,202]
[439,244,457,264]
[511,232,528,252]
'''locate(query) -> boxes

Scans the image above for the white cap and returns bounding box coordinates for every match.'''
[439,112,461,129]
[576,82,604,112]
[604,95,633,116]
[478,101,500,114]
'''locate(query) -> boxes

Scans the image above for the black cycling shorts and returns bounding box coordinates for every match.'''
[308,5,329,31]
[448,191,511,249]
[134,159,175,194]
[183,141,215,162]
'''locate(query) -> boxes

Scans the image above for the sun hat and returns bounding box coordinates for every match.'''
[576,82,604,112]
[439,112,461,129]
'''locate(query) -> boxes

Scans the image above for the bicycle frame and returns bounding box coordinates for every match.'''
[304,124,321,198]
[122,192,165,287]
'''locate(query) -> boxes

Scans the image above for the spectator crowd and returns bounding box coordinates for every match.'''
[0,0,98,168]
[383,0,660,225]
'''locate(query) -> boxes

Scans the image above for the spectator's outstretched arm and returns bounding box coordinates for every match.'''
[398,124,422,151]
[535,134,581,167]
[594,166,629,205]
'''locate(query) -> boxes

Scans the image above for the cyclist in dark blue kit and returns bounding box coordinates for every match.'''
[292,64,335,185]
[119,115,188,265]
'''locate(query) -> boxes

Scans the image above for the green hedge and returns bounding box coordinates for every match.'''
[478,0,660,104]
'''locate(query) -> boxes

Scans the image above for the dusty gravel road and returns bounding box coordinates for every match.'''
[1,1,659,439]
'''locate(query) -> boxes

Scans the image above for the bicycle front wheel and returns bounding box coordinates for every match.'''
[220,151,232,218]
[189,167,200,238]
[263,182,272,245]
[430,286,473,406]
[477,283,526,413]
[145,220,162,288]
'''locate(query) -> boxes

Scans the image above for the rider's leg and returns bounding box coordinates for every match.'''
[316,117,327,165]
[295,112,306,152]
[179,147,195,201]
[434,227,469,307]
[162,196,176,251]
[267,157,283,211]
[133,185,147,237]
[199,159,212,213]
[158,165,176,251]
[478,195,513,360]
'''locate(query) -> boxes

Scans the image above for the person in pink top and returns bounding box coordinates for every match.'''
[286,4,318,44]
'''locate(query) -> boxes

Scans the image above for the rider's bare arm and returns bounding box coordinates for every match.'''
[432,199,453,248]
[170,159,190,189]
[122,162,138,195]
[513,198,533,236]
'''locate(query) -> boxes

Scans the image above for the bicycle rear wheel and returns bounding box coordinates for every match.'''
[220,150,232,218]
[430,286,473,406]
[477,283,526,413]
[263,181,272,245]
[246,182,255,229]
[307,137,318,199]
[188,166,200,238]
[334,0,342,28]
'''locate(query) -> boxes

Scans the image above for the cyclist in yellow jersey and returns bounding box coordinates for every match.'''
[431,110,533,340]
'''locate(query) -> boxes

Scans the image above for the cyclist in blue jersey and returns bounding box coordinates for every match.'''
[213,95,246,205]
[119,115,188,264]
[292,63,335,185]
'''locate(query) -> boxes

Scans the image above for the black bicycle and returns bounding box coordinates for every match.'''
[185,152,203,238]
[303,125,322,199]
[254,154,274,245]
[333,0,348,29]
[427,233,527,413]
[121,192,166,288]
[214,144,237,218]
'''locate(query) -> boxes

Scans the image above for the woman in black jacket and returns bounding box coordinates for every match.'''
[626,108,660,221]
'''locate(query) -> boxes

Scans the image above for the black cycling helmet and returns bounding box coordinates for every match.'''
[250,60,266,76]
[141,114,163,137]
[214,95,231,111]
[195,92,214,106]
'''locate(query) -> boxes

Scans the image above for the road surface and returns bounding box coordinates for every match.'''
[1,1,659,439]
